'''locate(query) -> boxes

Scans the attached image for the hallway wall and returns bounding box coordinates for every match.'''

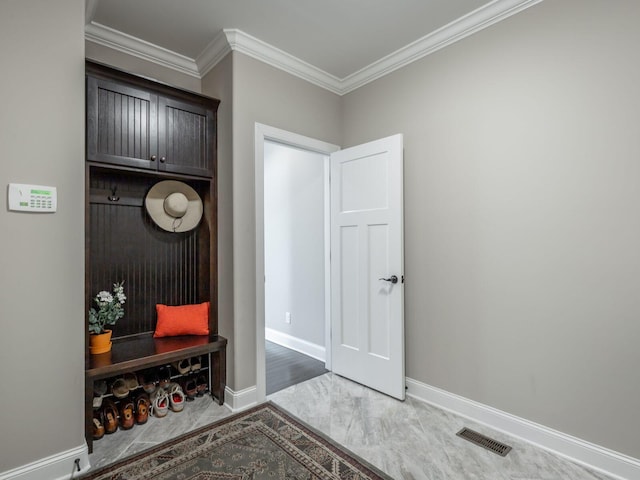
[341,0,640,458]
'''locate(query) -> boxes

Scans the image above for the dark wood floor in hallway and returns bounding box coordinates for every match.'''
[266,341,328,395]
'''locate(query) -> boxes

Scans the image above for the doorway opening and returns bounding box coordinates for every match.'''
[263,140,329,394]
[254,124,340,402]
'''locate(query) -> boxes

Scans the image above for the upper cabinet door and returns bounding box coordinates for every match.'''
[157,97,215,178]
[86,76,158,170]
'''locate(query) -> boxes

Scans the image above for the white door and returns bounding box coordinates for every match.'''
[330,134,405,400]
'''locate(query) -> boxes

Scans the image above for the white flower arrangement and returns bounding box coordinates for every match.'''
[88,281,126,334]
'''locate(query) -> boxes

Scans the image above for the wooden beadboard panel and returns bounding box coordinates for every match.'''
[88,169,209,337]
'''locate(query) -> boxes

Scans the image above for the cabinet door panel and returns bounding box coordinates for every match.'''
[158,97,214,177]
[87,77,158,169]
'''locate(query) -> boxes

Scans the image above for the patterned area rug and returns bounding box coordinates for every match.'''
[83,402,392,479]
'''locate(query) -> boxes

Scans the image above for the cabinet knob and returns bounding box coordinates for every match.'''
[150,155,157,161]
[160,157,166,163]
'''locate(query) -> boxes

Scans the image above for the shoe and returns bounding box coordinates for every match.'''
[93,379,108,409]
[92,410,105,440]
[111,378,129,399]
[190,356,202,371]
[173,358,191,375]
[119,399,135,430]
[195,374,208,397]
[135,393,150,424]
[138,370,157,394]
[181,376,197,401]
[167,383,185,412]
[94,379,108,396]
[124,372,139,391]
[157,366,171,388]
[102,399,119,434]
[92,395,103,409]
[150,388,169,418]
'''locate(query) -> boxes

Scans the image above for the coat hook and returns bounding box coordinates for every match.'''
[108,185,120,202]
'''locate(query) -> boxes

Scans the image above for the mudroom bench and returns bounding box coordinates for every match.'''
[85,332,227,452]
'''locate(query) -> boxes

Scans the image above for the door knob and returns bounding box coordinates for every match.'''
[379,275,398,284]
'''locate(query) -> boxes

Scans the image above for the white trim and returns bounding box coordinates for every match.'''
[223,385,258,413]
[323,155,332,371]
[0,444,90,480]
[255,123,340,404]
[83,0,541,95]
[265,327,326,362]
[84,22,200,78]
[340,0,543,94]
[195,30,232,77]
[406,377,640,480]
[84,0,99,25]
[223,29,343,95]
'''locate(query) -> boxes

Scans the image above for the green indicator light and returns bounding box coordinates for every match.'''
[19,202,28,206]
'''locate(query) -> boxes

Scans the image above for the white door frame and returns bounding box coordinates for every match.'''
[254,123,340,402]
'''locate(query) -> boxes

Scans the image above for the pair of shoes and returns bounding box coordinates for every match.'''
[181,376,197,401]
[150,388,169,418]
[111,378,129,399]
[138,370,158,394]
[166,383,185,412]
[172,356,201,374]
[135,393,150,424]
[195,374,208,397]
[92,410,105,440]
[119,399,135,430]
[102,398,119,434]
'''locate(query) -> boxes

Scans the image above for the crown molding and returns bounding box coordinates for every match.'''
[222,29,343,95]
[85,0,99,25]
[195,30,232,76]
[340,0,544,94]
[85,22,200,78]
[84,0,542,94]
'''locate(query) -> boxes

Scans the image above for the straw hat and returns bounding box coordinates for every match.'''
[145,180,203,232]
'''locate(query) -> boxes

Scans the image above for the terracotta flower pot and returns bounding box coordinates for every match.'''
[90,329,113,355]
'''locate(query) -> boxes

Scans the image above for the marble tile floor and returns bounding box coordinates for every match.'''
[88,394,234,470]
[269,373,615,480]
[89,373,616,480]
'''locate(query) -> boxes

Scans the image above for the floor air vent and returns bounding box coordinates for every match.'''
[456,428,512,456]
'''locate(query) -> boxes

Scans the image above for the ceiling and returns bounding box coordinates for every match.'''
[85,0,540,94]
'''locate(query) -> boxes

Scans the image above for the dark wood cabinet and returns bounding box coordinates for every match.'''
[158,96,215,177]
[84,61,225,452]
[86,63,217,178]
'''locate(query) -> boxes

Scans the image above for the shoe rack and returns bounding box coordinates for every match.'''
[91,356,212,441]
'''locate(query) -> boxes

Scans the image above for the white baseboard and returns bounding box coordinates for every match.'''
[0,444,90,480]
[265,327,326,362]
[406,377,640,480]
[224,385,259,412]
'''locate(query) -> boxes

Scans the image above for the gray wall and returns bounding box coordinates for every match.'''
[0,0,85,472]
[264,141,326,346]
[342,0,640,458]
[201,54,235,389]
[229,52,342,390]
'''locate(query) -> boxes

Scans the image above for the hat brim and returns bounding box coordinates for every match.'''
[145,180,203,233]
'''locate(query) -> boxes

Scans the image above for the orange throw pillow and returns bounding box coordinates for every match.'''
[153,302,210,338]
